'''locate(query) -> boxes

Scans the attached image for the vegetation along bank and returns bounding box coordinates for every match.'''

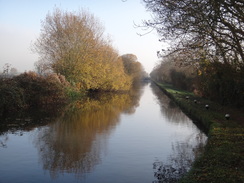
[0,8,147,121]
[145,0,244,181]
[154,81,244,183]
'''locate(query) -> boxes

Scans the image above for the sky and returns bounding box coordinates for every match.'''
[0,0,165,73]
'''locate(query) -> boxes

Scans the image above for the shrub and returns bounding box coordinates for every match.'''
[0,79,26,116]
[15,72,68,107]
[0,72,69,117]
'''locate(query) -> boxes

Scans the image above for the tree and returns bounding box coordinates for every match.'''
[143,0,244,66]
[150,52,198,91]
[35,59,52,75]
[120,54,145,85]
[10,68,18,75]
[2,63,11,76]
[33,8,131,91]
[144,0,244,106]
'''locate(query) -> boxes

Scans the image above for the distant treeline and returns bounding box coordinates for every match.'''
[146,0,244,107]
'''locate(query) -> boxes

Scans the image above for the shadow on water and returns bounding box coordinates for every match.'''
[31,85,144,179]
[150,83,209,134]
[150,83,207,183]
[150,83,192,125]
[0,105,66,133]
[152,136,206,183]
[0,106,67,148]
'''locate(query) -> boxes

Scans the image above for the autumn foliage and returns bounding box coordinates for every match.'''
[1,8,147,117]
[0,72,68,117]
[33,8,132,92]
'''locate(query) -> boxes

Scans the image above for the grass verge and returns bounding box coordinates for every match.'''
[154,82,244,183]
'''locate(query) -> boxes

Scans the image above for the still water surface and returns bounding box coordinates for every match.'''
[0,83,207,183]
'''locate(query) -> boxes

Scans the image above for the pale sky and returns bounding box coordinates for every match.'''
[0,0,165,73]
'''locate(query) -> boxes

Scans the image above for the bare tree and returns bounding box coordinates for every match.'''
[2,63,11,77]
[10,68,18,75]
[143,0,244,66]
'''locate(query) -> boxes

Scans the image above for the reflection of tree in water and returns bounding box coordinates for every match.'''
[0,134,8,148]
[123,84,145,114]
[0,105,66,134]
[33,87,143,179]
[151,83,207,182]
[0,106,66,149]
[150,83,190,125]
[153,132,207,183]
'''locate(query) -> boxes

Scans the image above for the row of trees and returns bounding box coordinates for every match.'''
[33,8,145,92]
[150,54,197,91]
[120,54,148,85]
[146,0,244,107]
[0,8,147,118]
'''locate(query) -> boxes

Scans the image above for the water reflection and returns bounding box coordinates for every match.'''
[0,106,66,135]
[153,133,206,183]
[0,83,208,183]
[0,134,8,148]
[151,83,207,183]
[33,87,143,179]
[150,83,193,124]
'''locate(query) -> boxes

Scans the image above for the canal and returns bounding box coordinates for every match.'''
[0,83,207,183]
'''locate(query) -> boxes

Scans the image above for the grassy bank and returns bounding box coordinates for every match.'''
[154,82,244,183]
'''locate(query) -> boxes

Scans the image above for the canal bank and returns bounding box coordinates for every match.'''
[154,81,244,183]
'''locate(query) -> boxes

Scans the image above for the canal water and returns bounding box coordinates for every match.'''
[0,83,207,183]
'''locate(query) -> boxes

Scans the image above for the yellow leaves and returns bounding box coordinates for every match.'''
[198,70,202,76]
[34,8,134,92]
